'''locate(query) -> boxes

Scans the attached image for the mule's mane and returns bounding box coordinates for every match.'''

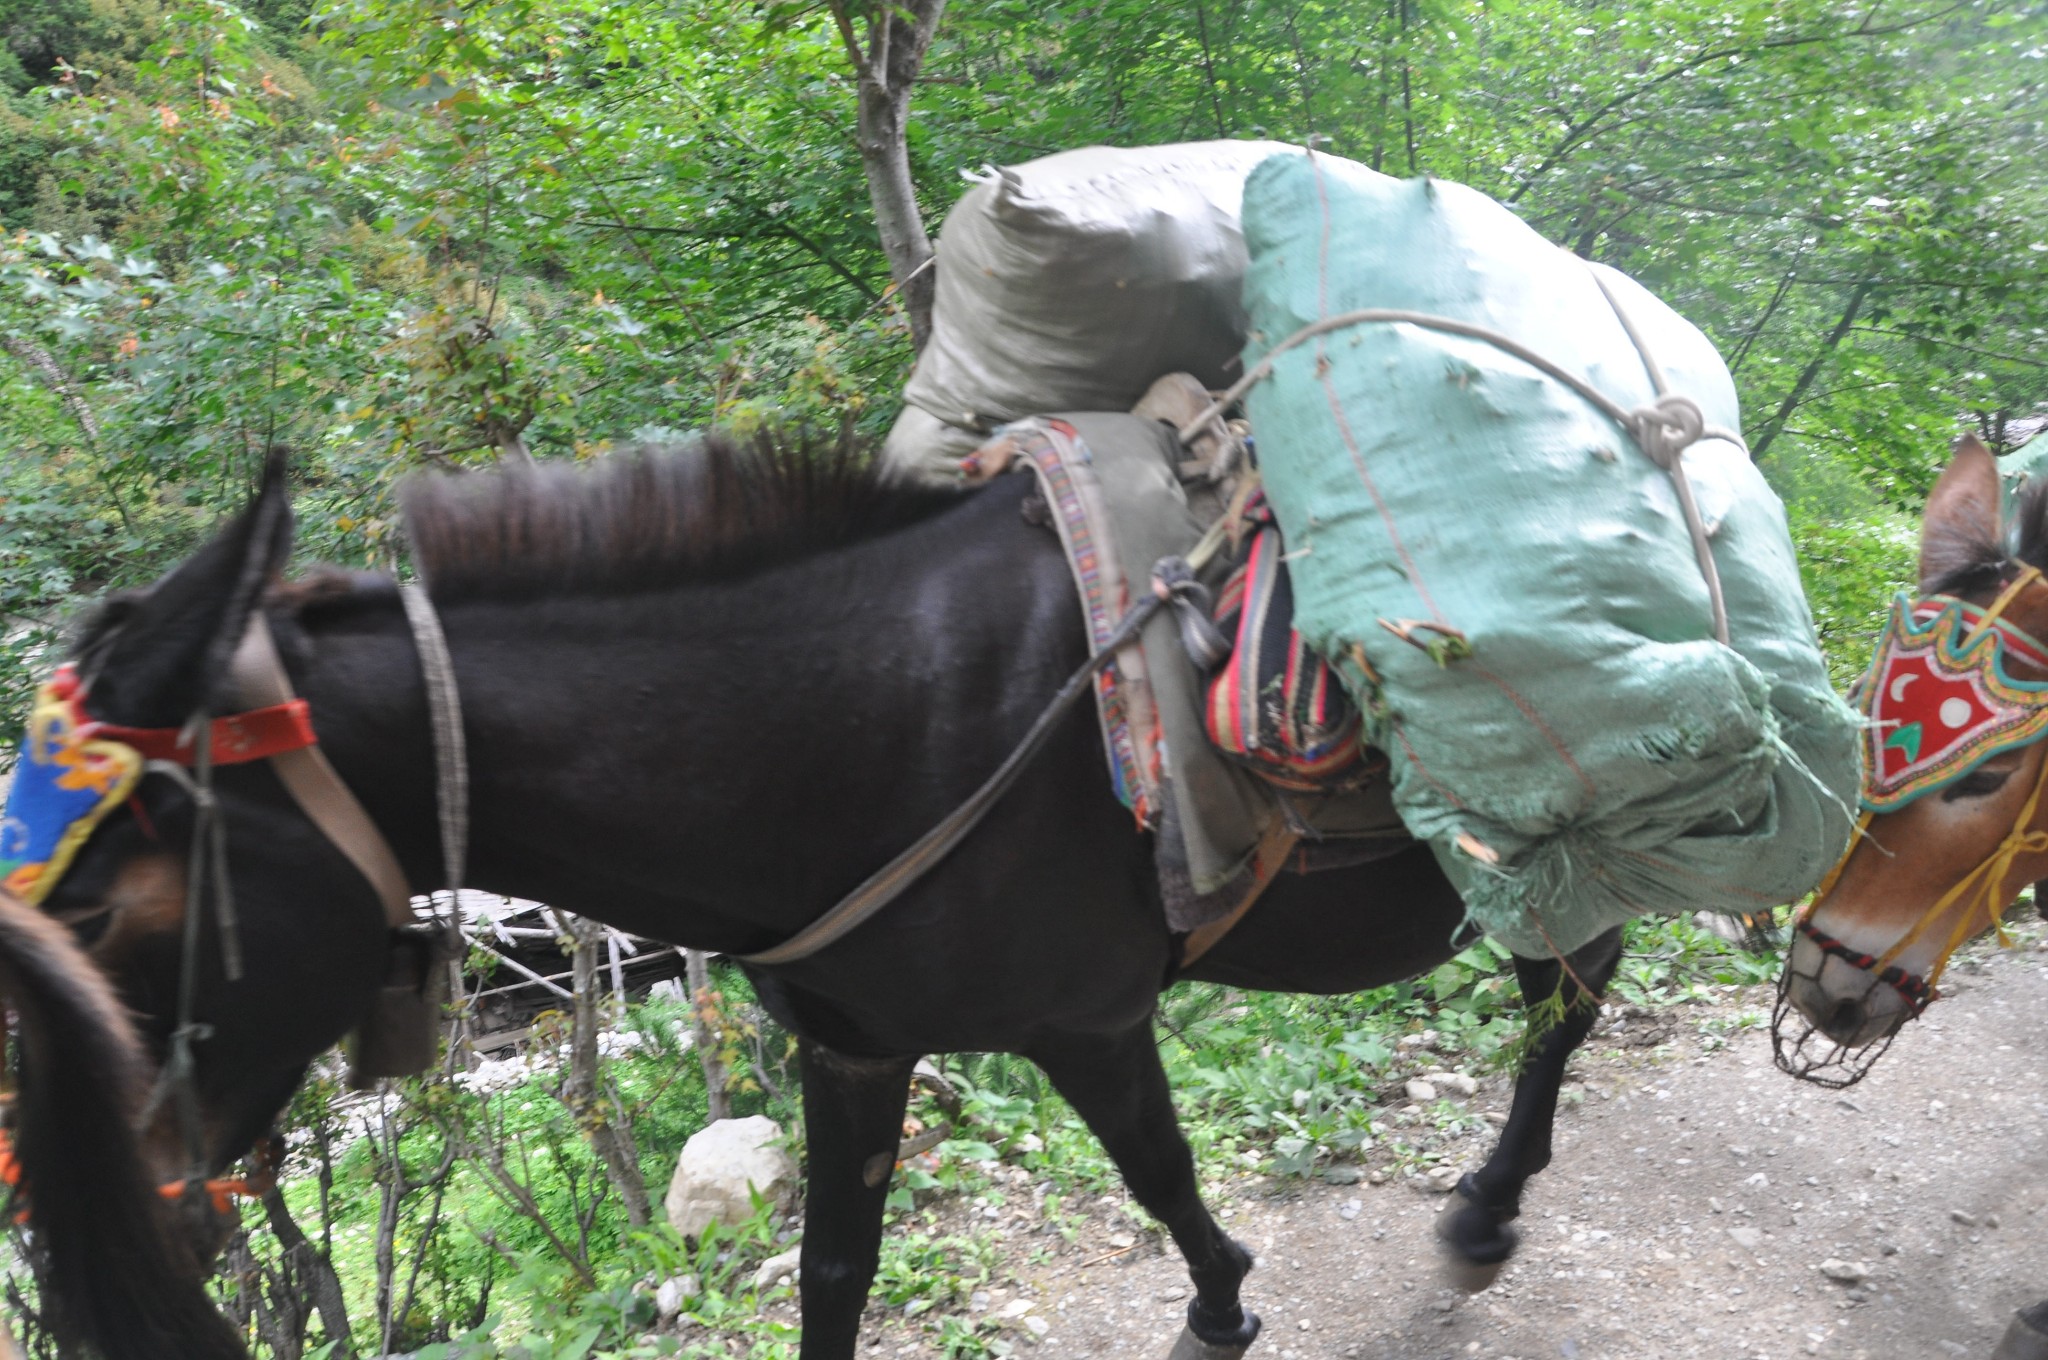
[400,430,962,601]
[1927,478,2048,598]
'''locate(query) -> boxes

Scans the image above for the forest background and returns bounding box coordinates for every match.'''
[0,0,2043,1356]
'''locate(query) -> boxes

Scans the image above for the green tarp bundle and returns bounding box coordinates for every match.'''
[1239,152,1862,955]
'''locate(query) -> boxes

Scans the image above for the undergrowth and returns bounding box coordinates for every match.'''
[16,913,1785,1359]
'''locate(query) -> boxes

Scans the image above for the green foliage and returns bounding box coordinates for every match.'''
[0,0,2041,1350]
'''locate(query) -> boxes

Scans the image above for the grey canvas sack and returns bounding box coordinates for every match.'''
[883,140,1293,483]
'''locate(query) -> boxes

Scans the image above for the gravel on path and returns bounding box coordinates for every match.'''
[947,937,2048,1360]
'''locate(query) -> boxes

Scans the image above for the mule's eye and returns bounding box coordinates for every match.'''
[1943,766,2016,801]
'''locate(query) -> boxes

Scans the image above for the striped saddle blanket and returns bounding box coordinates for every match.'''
[963,414,1409,930]
[1204,494,1380,794]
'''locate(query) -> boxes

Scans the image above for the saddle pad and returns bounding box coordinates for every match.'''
[967,413,1408,929]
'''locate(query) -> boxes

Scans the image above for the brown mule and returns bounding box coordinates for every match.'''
[1776,436,2048,1081]
[1773,436,2048,1359]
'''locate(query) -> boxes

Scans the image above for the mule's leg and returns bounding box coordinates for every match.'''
[1437,926,1624,1292]
[1028,1023,1261,1358]
[1994,1297,2048,1360]
[796,1042,918,1360]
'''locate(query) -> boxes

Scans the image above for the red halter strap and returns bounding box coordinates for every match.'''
[0,1126,278,1220]
[49,665,317,767]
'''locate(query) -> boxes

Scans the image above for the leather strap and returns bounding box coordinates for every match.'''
[400,583,469,950]
[738,579,1173,967]
[228,618,415,929]
[86,700,316,765]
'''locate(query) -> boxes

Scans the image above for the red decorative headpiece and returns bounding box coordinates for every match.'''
[1860,590,2048,811]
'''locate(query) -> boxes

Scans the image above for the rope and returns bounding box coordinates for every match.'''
[400,584,469,954]
[1871,748,2048,990]
[739,589,1162,966]
[1963,565,2044,646]
[1589,271,1732,646]
[1174,285,1742,646]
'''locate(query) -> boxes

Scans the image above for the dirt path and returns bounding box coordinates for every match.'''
[900,932,2048,1360]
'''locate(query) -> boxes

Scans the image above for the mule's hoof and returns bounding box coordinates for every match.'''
[1435,1189,1516,1294]
[1994,1305,2048,1360]
[1440,1249,1506,1294]
[1168,1302,1261,1359]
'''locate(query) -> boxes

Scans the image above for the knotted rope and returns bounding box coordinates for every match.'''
[1176,273,1741,645]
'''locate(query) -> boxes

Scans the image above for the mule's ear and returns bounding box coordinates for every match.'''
[81,450,295,727]
[1919,434,2004,592]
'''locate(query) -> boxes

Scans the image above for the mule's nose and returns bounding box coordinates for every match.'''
[1782,931,1914,1050]
[165,1184,237,1265]
[1820,996,1867,1047]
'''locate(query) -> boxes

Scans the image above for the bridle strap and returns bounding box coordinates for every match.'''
[1963,564,2044,646]
[1876,744,2048,988]
[227,615,414,929]
[1793,919,1935,1012]
[87,702,316,765]
[399,583,469,948]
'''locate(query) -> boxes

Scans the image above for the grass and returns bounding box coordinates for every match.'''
[3,911,1789,1359]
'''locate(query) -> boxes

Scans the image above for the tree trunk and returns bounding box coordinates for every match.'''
[371,1105,405,1355]
[829,0,946,351]
[564,914,653,1227]
[371,1101,457,1355]
[684,948,732,1122]
[1750,279,1875,461]
[261,1187,354,1359]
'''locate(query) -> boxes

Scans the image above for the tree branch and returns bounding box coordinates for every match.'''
[828,0,947,349]
[1849,325,2048,371]
[1751,279,1876,460]
[1506,3,1977,204]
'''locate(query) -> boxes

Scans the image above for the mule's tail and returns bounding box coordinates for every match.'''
[0,890,247,1359]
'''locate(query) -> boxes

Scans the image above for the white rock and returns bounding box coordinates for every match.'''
[1424,1071,1479,1098]
[1405,1079,1440,1102]
[663,1116,799,1239]
[654,1273,700,1320]
[999,1298,1036,1319]
[1424,1165,1463,1193]
[1022,1315,1051,1339]
[1727,1227,1763,1251]
[753,1246,803,1291]
[1819,1259,1870,1285]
